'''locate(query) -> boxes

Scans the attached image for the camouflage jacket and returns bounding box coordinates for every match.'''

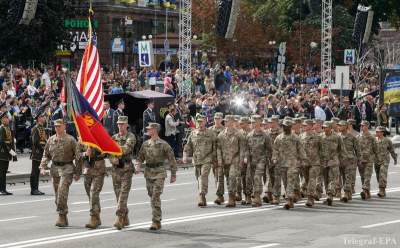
[300,132,323,167]
[272,133,307,168]
[320,133,348,167]
[340,132,360,162]
[40,133,77,170]
[110,132,136,170]
[184,128,217,166]
[76,143,106,176]
[217,128,244,166]
[246,129,272,165]
[376,137,397,164]
[357,132,377,163]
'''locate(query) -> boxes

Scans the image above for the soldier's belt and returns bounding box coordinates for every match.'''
[53,161,73,166]
[145,163,163,168]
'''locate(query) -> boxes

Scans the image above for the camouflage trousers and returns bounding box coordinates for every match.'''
[236,165,247,195]
[112,166,134,217]
[146,177,165,223]
[263,166,275,195]
[195,163,211,195]
[223,163,239,195]
[273,167,287,197]
[302,166,320,197]
[245,163,255,196]
[374,162,389,189]
[216,166,225,196]
[316,168,325,195]
[84,174,105,216]
[252,161,267,195]
[323,166,340,196]
[340,159,357,193]
[51,163,74,215]
[358,162,373,191]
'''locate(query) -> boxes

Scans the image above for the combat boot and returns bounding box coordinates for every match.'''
[284,198,294,210]
[271,195,280,205]
[351,185,355,194]
[323,194,333,206]
[123,215,130,227]
[293,189,301,202]
[55,214,68,227]
[377,187,386,198]
[347,191,352,201]
[235,193,242,202]
[360,189,367,200]
[315,190,322,201]
[85,215,100,229]
[305,196,314,207]
[262,195,269,203]
[267,192,273,202]
[198,194,207,207]
[335,189,341,198]
[340,192,349,203]
[366,190,371,199]
[225,194,236,208]
[96,214,102,226]
[113,216,124,230]
[243,194,252,205]
[149,221,161,230]
[214,195,224,205]
[252,194,262,207]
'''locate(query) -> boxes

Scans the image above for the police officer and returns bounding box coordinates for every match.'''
[109,116,137,230]
[30,109,47,195]
[136,123,177,231]
[0,111,16,195]
[40,119,79,227]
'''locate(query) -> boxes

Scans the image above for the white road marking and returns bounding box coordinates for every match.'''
[71,198,115,205]
[0,198,53,206]
[361,219,400,229]
[71,199,176,213]
[249,244,280,248]
[101,182,195,195]
[0,216,38,223]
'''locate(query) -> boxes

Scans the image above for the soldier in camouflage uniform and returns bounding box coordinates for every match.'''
[109,116,137,230]
[262,116,280,203]
[338,120,360,202]
[40,119,79,227]
[291,118,303,201]
[314,119,324,200]
[245,115,272,207]
[300,119,323,207]
[209,112,225,202]
[331,117,340,133]
[347,119,359,194]
[136,122,177,231]
[76,143,106,229]
[217,115,244,207]
[320,121,348,206]
[375,126,397,198]
[183,114,217,207]
[272,120,307,209]
[236,116,251,202]
[357,121,377,200]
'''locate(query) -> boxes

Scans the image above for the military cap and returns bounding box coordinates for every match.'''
[322,121,332,128]
[347,119,356,125]
[224,115,235,122]
[34,109,46,120]
[234,115,241,121]
[284,116,293,121]
[146,122,161,130]
[300,116,308,121]
[53,119,65,126]
[214,112,224,119]
[303,119,314,126]
[239,117,251,124]
[117,116,129,124]
[117,98,125,105]
[293,118,302,124]
[0,111,8,119]
[331,117,340,123]
[262,118,270,124]
[270,116,279,122]
[282,120,293,127]
[315,119,324,124]
[251,115,262,123]
[360,120,370,126]
[376,126,386,132]
[195,113,206,122]
[338,120,348,126]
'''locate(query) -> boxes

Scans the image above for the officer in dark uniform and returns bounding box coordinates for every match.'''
[0,111,16,195]
[142,99,155,141]
[30,109,48,195]
[102,101,115,136]
[113,99,125,134]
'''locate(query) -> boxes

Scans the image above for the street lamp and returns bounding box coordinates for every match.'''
[310,41,318,49]
[142,35,153,40]
[193,34,198,40]
[268,40,276,46]
[309,42,318,72]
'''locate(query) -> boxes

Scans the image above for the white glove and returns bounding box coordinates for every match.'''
[9,149,17,157]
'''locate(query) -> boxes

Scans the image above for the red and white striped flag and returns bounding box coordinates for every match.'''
[76,17,104,120]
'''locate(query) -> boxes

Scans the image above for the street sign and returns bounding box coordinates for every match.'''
[333,66,351,90]
[138,40,153,67]
[111,38,125,53]
[344,49,355,65]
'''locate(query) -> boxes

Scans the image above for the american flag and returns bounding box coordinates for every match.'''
[76,18,104,120]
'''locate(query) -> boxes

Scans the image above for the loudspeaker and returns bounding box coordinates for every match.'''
[216,0,240,39]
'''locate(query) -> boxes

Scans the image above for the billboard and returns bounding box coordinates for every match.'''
[383,68,400,117]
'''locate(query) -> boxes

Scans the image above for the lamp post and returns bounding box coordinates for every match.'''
[309,41,318,71]
[268,40,276,71]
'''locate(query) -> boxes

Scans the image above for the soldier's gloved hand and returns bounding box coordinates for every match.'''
[9,149,17,157]
[170,175,176,184]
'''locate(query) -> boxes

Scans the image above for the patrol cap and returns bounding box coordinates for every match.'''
[234,115,241,122]
[293,118,302,124]
[53,119,65,126]
[214,112,224,119]
[262,118,270,124]
[331,117,340,123]
[338,120,348,126]
[224,115,235,122]
[283,116,293,121]
[196,113,206,122]
[117,116,129,124]
[314,119,324,124]
[303,119,314,126]
[282,120,293,127]
[146,122,161,131]
[251,115,262,123]
[270,116,279,122]
[347,119,356,125]
[376,126,386,132]
[300,117,307,122]
[322,121,332,128]
[360,120,370,126]
[239,117,251,124]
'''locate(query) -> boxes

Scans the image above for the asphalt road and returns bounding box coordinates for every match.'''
[0,163,399,248]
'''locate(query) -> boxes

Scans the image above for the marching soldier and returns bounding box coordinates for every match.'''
[136,123,177,231]
[347,119,359,194]
[245,115,272,207]
[357,121,377,200]
[109,116,136,230]
[236,116,250,202]
[209,112,225,203]
[314,118,325,199]
[0,111,16,195]
[40,119,79,227]
[76,144,106,229]
[375,126,397,198]
[183,114,217,207]
[338,120,360,202]
[30,110,48,195]
[216,115,244,207]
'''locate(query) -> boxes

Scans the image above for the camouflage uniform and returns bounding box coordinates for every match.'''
[375,134,397,196]
[348,119,359,193]
[209,118,225,198]
[184,125,217,205]
[110,131,136,220]
[40,127,77,225]
[76,143,106,227]
[357,130,377,196]
[137,135,177,224]
[263,124,281,201]
[245,126,272,206]
[236,118,250,201]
